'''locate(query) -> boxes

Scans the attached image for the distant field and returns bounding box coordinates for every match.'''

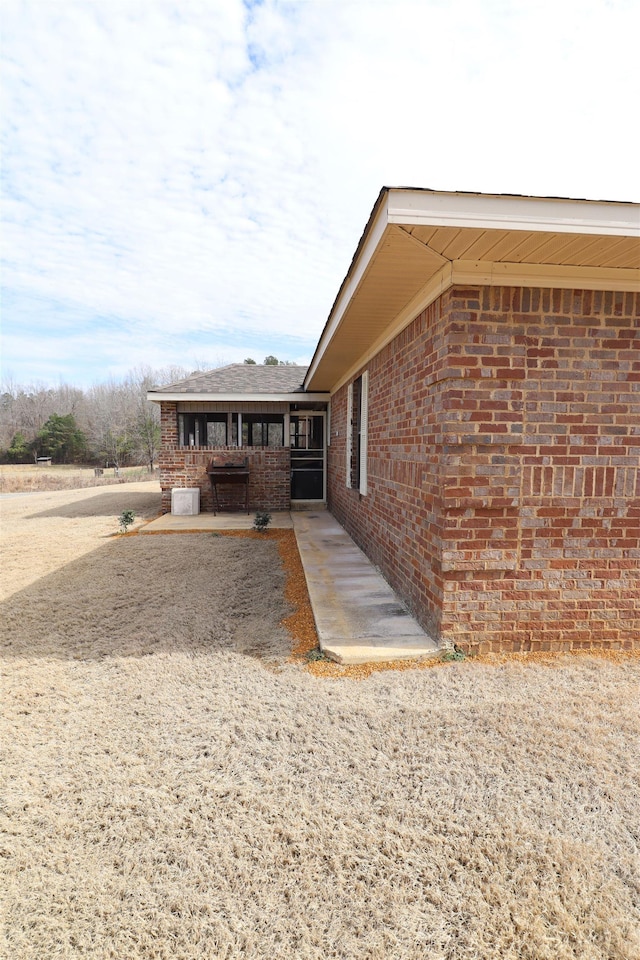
[0,464,157,494]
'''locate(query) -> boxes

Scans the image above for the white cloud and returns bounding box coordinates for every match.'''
[1,0,638,386]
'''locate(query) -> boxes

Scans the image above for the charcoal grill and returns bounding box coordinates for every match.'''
[206,457,250,515]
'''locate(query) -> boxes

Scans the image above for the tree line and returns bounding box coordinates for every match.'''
[1,364,201,469]
[0,357,293,468]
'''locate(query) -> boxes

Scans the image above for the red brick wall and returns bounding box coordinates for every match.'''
[328,286,640,653]
[158,402,290,513]
[328,297,447,640]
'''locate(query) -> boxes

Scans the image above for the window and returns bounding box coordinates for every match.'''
[178,413,238,447]
[241,414,284,447]
[346,371,368,494]
[178,411,285,448]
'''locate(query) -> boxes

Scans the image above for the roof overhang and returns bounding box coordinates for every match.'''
[147,391,329,403]
[304,188,640,393]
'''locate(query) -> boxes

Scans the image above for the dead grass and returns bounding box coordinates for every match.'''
[0,481,162,600]
[0,464,157,494]
[1,486,639,960]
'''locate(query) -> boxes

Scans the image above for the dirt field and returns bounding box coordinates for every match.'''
[1,485,639,959]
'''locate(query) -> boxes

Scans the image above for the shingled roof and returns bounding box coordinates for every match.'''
[152,363,309,395]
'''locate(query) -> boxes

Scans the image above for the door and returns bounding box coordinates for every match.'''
[290,414,325,500]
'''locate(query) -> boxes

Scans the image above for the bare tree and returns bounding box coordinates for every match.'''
[85,379,134,469]
[0,359,228,464]
[123,367,160,472]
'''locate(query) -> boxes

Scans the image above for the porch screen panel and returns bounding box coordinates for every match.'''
[267,421,284,446]
[207,420,226,446]
[241,414,285,447]
[178,412,231,447]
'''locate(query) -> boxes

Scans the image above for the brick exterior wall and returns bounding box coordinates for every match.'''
[158,402,291,513]
[328,285,639,654]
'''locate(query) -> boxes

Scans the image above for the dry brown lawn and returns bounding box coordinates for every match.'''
[1,484,639,960]
[0,464,156,495]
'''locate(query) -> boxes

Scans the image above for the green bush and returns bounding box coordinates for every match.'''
[118,510,135,534]
[441,645,466,662]
[253,510,272,533]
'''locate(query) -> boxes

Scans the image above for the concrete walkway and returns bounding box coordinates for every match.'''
[291,510,439,665]
[141,507,439,665]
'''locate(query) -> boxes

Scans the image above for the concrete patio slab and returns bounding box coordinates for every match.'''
[140,511,293,532]
[291,509,440,665]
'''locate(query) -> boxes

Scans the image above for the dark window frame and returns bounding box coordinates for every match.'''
[241,414,285,447]
[178,412,238,448]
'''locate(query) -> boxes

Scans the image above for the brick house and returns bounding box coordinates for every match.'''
[149,188,639,653]
[149,363,326,514]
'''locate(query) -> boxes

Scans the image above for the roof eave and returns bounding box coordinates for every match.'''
[386,190,640,236]
[147,391,329,403]
[304,188,640,392]
[303,186,392,391]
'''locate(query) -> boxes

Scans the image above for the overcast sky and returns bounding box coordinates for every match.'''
[2,0,639,387]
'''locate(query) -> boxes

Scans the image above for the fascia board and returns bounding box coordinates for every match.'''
[147,392,329,403]
[304,193,391,388]
[386,190,640,237]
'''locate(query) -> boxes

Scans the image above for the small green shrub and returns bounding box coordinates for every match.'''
[441,645,466,662]
[118,509,135,534]
[305,647,329,662]
[253,510,272,533]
